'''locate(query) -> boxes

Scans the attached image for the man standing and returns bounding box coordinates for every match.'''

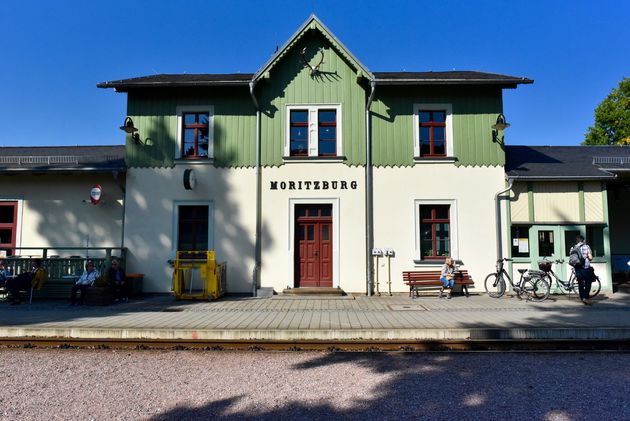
[574,235,594,305]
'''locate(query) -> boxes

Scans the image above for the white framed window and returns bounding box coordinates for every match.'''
[171,201,214,255]
[414,199,458,263]
[413,103,453,158]
[175,105,215,160]
[285,104,342,158]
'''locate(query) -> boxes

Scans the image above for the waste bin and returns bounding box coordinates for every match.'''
[126,273,144,298]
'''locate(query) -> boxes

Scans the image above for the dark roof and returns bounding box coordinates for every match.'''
[373,71,533,87]
[0,145,126,173]
[97,74,253,90]
[98,71,532,91]
[505,145,630,180]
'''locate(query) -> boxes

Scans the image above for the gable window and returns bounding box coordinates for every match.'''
[177,205,209,251]
[413,104,453,158]
[286,105,341,158]
[176,106,214,160]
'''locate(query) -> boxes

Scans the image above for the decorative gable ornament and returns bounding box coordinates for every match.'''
[300,47,325,77]
[90,185,102,205]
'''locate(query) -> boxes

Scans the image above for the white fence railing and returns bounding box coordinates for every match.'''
[0,155,120,166]
[593,156,630,165]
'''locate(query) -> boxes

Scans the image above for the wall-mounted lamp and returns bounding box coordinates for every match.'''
[119,117,140,143]
[491,113,510,144]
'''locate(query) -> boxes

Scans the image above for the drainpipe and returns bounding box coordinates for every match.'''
[365,80,376,296]
[249,81,262,297]
[495,178,514,261]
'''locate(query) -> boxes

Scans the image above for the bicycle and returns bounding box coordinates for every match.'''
[484,258,550,302]
[537,258,601,299]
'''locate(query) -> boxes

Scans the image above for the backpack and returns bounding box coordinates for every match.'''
[568,245,585,268]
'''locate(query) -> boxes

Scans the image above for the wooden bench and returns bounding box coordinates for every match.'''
[403,270,474,298]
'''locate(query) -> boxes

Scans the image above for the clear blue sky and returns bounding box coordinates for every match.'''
[1,0,628,147]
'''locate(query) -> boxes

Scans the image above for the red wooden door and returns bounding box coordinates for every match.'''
[295,205,333,287]
[0,202,17,257]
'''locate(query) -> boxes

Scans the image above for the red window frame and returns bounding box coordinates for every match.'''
[420,205,450,260]
[317,109,337,157]
[182,112,209,159]
[0,202,17,257]
[419,110,446,157]
[290,110,309,157]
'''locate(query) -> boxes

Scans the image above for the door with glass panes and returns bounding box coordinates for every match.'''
[295,204,333,287]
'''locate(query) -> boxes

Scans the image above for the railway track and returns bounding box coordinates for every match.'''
[0,337,628,352]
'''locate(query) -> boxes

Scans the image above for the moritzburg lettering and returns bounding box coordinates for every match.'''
[270,180,358,190]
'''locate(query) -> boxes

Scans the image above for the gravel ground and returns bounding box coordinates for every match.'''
[0,350,627,420]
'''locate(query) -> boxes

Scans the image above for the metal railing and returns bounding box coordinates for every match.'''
[0,155,122,166]
[1,247,126,277]
[593,156,630,165]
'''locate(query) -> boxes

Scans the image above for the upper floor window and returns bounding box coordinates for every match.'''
[176,106,214,160]
[413,104,453,158]
[286,105,341,158]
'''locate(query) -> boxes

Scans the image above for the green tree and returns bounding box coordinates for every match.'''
[584,77,630,145]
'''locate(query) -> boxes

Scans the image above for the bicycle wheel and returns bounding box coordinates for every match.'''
[589,276,601,298]
[484,273,506,298]
[522,276,550,302]
[569,275,602,299]
[533,274,555,298]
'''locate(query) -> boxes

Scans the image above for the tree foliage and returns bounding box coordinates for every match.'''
[584,77,630,145]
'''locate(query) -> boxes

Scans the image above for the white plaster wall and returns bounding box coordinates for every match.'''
[373,165,505,292]
[124,166,256,293]
[0,174,124,256]
[261,164,366,293]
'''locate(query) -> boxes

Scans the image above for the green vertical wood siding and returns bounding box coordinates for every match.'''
[257,32,368,167]
[370,86,505,167]
[125,89,256,168]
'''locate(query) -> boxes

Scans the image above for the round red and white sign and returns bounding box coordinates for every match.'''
[90,184,102,204]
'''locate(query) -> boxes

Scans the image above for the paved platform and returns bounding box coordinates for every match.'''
[1,291,629,342]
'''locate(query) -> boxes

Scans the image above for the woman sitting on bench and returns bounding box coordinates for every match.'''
[440,257,456,299]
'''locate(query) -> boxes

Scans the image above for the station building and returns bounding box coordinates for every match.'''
[2,16,628,296]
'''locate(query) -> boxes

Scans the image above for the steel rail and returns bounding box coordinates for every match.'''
[0,337,628,352]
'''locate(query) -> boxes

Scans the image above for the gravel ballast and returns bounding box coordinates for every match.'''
[0,350,627,420]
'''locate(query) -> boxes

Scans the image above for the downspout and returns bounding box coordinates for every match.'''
[249,81,261,297]
[365,79,376,296]
[112,170,126,258]
[495,178,514,261]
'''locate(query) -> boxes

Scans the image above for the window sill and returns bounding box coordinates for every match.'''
[174,158,215,165]
[414,156,457,164]
[413,259,446,267]
[283,156,347,163]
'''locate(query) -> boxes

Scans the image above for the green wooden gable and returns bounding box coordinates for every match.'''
[254,27,371,167]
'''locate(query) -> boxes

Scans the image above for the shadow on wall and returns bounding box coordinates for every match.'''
[124,119,273,293]
[28,175,124,255]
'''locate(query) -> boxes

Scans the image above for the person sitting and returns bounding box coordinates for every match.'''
[70,261,100,306]
[439,256,457,299]
[104,258,127,302]
[6,259,47,305]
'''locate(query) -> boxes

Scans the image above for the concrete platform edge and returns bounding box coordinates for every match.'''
[1,327,629,341]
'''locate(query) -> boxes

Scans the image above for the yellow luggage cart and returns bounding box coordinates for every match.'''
[172,251,226,300]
